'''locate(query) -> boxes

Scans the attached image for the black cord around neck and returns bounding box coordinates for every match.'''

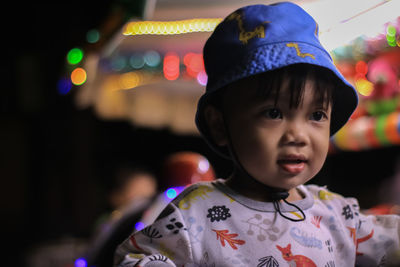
[273,199,306,222]
[220,112,306,222]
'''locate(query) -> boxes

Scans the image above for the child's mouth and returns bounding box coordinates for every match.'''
[277,156,307,174]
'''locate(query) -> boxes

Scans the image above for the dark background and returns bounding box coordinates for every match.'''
[2,1,399,266]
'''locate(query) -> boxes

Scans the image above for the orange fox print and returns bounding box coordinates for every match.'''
[276,244,316,267]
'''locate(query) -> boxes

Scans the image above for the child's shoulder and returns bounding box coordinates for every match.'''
[173,180,218,199]
[171,179,227,210]
[304,184,359,206]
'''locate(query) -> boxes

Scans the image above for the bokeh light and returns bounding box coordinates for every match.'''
[135,221,145,231]
[71,68,87,85]
[387,25,396,37]
[67,48,84,65]
[386,25,397,47]
[57,77,73,95]
[197,71,208,86]
[86,29,100,43]
[355,78,374,97]
[165,188,178,199]
[129,54,145,69]
[123,19,222,36]
[198,158,210,174]
[163,52,180,80]
[118,72,140,90]
[74,258,87,267]
[184,53,204,78]
[355,60,368,76]
[144,51,161,67]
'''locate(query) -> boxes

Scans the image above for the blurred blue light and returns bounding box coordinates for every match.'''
[164,186,185,200]
[75,258,87,267]
[135,221,145,231]
[57,77,72,95]
[166,188,177,199]
[130,54,145,69]
[144,51,161,67]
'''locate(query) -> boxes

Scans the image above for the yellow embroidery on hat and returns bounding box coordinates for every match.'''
[227,12,270,44]
[286,43,315,59]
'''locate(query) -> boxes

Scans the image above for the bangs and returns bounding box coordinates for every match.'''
[255,64,335,110]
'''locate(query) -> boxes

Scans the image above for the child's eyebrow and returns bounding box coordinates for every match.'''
[311,97,331,110]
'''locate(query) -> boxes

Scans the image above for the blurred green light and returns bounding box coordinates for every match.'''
[86,29,100,44]
[387,34,395,42]
[387,25,396,37]
[130,54,145,69]
[67,48,84,65]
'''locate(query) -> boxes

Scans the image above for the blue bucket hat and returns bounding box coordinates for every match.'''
[195,2,358,158]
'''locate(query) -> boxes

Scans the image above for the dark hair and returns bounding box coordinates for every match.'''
[209,63,336,112]
[254,64,335,111]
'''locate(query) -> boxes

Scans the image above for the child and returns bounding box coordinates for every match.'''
[114,2,400,266]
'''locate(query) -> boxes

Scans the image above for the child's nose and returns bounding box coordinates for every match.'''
[280,121,307,147]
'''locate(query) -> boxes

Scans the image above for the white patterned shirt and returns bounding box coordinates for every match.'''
[114,179,400,267]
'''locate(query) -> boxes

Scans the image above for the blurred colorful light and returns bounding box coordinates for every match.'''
[355,60,368,76]
[119,72,140,89]
[144,51,161,67]
[57,77,73,95]
[86,29,100,44]
[183,53,204,78]
[130,54,145,69]
[355,78,374,97]
[198,158,210,173]
[387,25,396,37]
[166,188,178,199]
[135,221,145,231]
[197,71,208,86]
[71,68,87,85]
[123,18,223,36]
[386,25,397,47]
[74,258,87,267]
[163,52,180,81]
[67,48,84,65]
[165,187,185,199]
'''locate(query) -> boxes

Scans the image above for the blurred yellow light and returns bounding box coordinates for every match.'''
[119,72,141,90]
[71,68,87,85]
[123,18,223,36]
[355,78,374,96]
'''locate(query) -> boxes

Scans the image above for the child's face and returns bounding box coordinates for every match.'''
[223,75,331,191]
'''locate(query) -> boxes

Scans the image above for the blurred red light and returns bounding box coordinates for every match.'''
[183,53,204,78]
[355,61,368,76]
[163,52,180,80]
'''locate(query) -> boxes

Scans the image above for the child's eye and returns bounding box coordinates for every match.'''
[310,111,327,121]
[263,108,282,120]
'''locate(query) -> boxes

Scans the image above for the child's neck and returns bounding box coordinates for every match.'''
[225,174,304,202]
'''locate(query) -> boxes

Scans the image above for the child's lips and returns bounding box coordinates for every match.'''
[277,155,307,174]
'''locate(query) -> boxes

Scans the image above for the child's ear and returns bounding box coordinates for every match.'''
[204,105,228,147]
